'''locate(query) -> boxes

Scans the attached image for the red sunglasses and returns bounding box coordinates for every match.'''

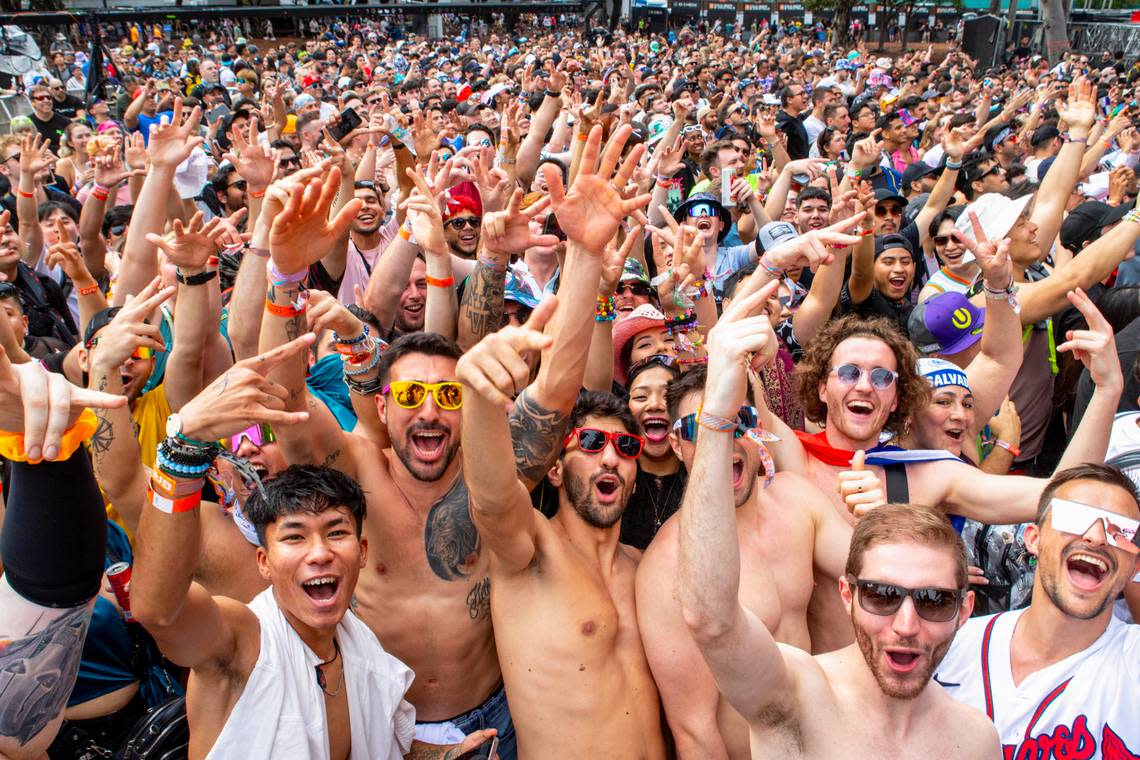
[562,427,645,459]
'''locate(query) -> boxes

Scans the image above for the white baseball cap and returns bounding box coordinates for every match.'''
[955,193,1033,243]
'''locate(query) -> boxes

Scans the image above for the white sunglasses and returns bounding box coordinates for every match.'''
[1050,497,1140,554]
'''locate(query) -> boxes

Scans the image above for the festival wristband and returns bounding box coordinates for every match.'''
[0,408,98,463]
[247,246,270,258]
[990,439,1021,457]
[17,189,36,199]
[595,295,616,322]
[249,187,266,199]
[150,468,207,498]
[148,484,203,514]
[425,274,455,288]
[265,294,308,318]
[77,283,101,296]
[696,405,737,434]
[266,259,308,287]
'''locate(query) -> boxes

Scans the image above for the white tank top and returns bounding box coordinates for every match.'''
[206,588,416,760]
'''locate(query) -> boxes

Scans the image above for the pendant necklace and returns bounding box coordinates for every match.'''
[315,638,344,697]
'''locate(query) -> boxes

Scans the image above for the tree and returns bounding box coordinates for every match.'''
[1040,0,1071,64]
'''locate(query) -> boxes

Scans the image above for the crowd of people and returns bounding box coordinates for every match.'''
[0,12,1139,760]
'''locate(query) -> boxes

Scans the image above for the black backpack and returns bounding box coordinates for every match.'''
[115,697,188,760]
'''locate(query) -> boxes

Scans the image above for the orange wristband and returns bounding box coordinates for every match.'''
[17,189,35,199]
[265,297,307,318]
[425,274,454,288]
[250,187,266,199]
[77,284,100,296]
[148,484,203,514]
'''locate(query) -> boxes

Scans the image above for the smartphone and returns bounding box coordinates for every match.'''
[542,213,566,241]
[453,737,499,760]
[207,103,231,125]
[328,107,364,142]
[721,169,736,208]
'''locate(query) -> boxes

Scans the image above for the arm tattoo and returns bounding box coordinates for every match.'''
[0,605,90,744]
[459,261,505,342]
[283,314,304,342]
[90,412,113,458]
[423,477,480,581]
[509,388,570,486]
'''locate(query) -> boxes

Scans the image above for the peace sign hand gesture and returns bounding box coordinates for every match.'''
[1057,288,1122,394]
[949,209,1012,290]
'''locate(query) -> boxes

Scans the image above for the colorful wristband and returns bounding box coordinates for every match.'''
[425,274,455,288]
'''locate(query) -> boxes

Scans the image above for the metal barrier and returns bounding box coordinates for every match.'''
[0,95,32,136]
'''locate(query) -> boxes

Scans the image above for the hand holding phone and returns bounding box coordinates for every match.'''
[328,107,364,142]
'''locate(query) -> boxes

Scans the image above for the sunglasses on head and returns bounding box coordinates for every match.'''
[383,380,463,410]
[231,422,276,452]
[830,364,898,389]
[563,427,645,459]
[445,217,481,230]
[673,406,762,442]
[848,576,965,622]
[687,202,718,218]
[1050,497,1140,553]
[616,281,653,297]
[875,204,904,217]
[628,353,679,375]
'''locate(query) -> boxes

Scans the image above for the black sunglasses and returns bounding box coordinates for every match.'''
[616,281,653,297]
[849,577,965,622]
[445,217,480,230]
[227,179,247,191]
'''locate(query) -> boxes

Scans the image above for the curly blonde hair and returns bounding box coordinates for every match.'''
[795,314,930,436]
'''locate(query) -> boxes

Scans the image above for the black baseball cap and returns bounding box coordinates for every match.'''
[900,162,938,191]
[1059,200,1132,252]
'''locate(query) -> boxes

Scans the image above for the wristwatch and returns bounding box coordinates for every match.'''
[165,413,184,439]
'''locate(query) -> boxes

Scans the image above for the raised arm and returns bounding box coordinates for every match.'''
[0,354,125,760]
[133,340,310,672]
[259,166,363,474]
[953,219,1022,429]
[84,278,174,533]
[16,132,52,266]
[147,212,230,411]
[1053,288,1122,471]
[115,98,204,306]
[44,219,109,335]
[510,124,653,490]
[457,300,557,574]
[677,279,797,721]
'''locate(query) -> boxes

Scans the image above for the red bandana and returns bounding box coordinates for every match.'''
[794,430,858,467]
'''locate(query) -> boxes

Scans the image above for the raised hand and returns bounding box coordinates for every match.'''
[702,278,781,419]
[482,188,561,257]
[145,211,226,271]
[223,114,275,192]
[0,343,126,461]
[987,397,1021,448]
[941,125,968,162]
[654,134,686,178]
[87,277,173,372]
[177,334,315,443]
[1056,77,1097,134]
[1057,288,1122,392]
[307,289,364,337]
[849,128,883,170]
[149,98,204,169]
[400,166,449,254]
[269,165,362,275]
[755,212,865,281]
[543,123,652,252]
[456,296,557,410]
[950,209,1012,289]
[19,131,55,178]
[599,227,643,296]
[473,146,511,214]
[45,220,96,287]
[837,449,887,518]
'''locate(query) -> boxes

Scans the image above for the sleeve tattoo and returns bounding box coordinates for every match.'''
[0,604,90,745]
[509,388,570,487]
[459,260,505,342]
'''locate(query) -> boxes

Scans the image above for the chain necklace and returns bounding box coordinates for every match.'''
[643,470,680,530]
[315,638,344,697]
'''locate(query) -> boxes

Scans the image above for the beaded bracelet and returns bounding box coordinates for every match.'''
[595,295,617,322]
[664,309,698,335]
[1124,208,1140,225]
[333,324,370,346]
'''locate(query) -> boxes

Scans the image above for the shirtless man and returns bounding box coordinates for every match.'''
[257,127,648,755]
[675,289,1000,757]
[635,289,855,758]
[755,293,1121,652]
[132,340,494,759]
[458,325,666,758]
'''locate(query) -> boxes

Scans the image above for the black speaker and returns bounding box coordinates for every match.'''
[961,14,1005,71]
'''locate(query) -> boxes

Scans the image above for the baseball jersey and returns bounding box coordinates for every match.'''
[934,608,1140,760]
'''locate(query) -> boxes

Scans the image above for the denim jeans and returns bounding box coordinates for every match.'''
[415,683,516,760]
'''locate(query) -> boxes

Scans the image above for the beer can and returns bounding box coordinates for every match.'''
[106,561,134,622]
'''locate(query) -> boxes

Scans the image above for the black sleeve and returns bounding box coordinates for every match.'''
[1,447,107,608]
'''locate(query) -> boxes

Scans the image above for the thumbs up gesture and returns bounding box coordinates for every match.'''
[837,450,887,518]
